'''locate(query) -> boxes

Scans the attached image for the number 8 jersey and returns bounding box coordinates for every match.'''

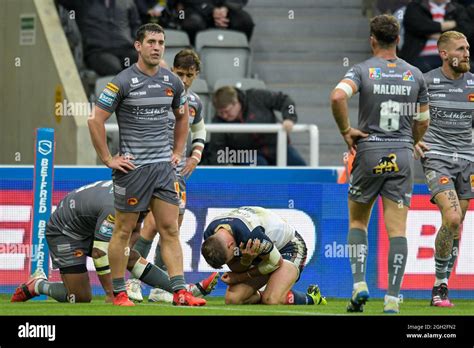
[344,57,428,150]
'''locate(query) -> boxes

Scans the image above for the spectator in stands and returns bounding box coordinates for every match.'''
[205,86,306,166]
[134,0,182,29]
[177,0,254,45]
[400,0,472,72]
[58,0,141,76]
[375,0,411,14]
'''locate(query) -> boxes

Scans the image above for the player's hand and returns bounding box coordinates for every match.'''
[180,157,199,178]
[105,154,136,173]
[221,272,239,285]
[171,152,182,167]
[214,16,229,28]
[342,128,368,155]
[240,239,263,258]
[282,119,294,132]
[414,141,429,160]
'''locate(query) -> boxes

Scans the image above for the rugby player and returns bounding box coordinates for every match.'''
[330,14,430,313]
[10,181,217,303]
[201,207,327,306]
[126,49,212,302]
[88,23,204,306]
[414,31,473,307]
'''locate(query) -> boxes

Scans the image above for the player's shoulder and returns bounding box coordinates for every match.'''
[112,65,140,87]
[422,66,442,82]
[188,90,202,105]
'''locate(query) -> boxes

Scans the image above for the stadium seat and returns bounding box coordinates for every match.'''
[190,78,213,123]
[162,29,191,67]
[214,77,266,91]
[94,76,119,156]
[195,29,251,91]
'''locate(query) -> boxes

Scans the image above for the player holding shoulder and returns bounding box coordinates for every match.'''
[88,23,205,306]
[330,14,430,313]
[11,181,217,304]
[127,49,212,303]
[414,31,473,307]
[201,206,327,306]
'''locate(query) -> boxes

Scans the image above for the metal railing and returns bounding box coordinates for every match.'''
[104,123,319,166]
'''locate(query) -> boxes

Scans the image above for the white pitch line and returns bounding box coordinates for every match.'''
[138,302,347,316]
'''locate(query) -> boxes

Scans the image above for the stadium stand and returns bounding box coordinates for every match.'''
[213,77,266,91]
[162,29,191,67]
[195,29,251,90]
[246,0,371,166]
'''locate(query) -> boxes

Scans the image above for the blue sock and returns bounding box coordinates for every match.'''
[287,290,313,305]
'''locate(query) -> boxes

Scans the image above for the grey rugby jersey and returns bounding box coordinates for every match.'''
[96,64,187,167]
[344,57,428,150]
[167,90,204,173]
[423,68,474,162]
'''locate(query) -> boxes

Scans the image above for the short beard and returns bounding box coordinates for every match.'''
[450,60,470,73]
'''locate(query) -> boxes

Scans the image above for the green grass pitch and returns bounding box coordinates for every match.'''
[1,295,473,316]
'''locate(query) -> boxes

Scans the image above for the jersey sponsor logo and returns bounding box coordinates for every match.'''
[127,198,138,206]
[106,214,115,223]
[372,154,399,175]
[99,221,114,237]
[387,63,397,68]
[467,79,474,86]
[148,83,161,89]
[369,68,381,80]
[129,91,146,96]
[373,84,412,95]
[469,93,474,102]
[425,170,436,182]
[402,70,414,82]
[430,93,446,98]
[132,77,139,84]
[439,176,449,185]
[164,75,169,82]
[448,88,463,93]
[98,88,117,107]
[433,78,440,84]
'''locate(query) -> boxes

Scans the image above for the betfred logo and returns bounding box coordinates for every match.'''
[378,195,474,290]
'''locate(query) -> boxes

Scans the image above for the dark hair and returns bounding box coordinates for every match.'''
[370,15,399,48]
[201,236,227,269]
[173,49,201,72]
[135,23,165,43]
[212,86,238,109]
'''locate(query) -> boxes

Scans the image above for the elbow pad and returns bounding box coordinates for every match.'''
[191,119,206,147]
[257,247,282,275]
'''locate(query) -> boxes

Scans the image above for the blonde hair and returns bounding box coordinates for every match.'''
[438,31,467,50]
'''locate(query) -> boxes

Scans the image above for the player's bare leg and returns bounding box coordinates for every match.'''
[61,273,92,303]
[382,196,408,313]
[225,275,269,304]
[430,190,463,307]
[261,261,298,304]
[109,210,139,306]
[346,198,375,312]
[150,197,205,305]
